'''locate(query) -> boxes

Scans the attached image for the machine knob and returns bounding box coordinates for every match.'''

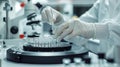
[10,26,18,34]
[62,58,71,65]
[74,58,82,64]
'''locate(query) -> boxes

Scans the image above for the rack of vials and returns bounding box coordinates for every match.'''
[23,35,72,52]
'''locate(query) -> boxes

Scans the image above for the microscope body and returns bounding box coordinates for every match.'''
[8,15,25,39]
[7,0,43,39]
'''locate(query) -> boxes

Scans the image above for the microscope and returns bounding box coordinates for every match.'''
[6,0,88,64]
[24,0,42,39]
[7,0,43,39]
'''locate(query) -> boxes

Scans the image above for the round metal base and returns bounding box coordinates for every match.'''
[6,45,88,64]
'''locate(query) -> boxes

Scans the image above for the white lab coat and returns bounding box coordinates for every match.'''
[77,0,120,58]
[68,0,120,56]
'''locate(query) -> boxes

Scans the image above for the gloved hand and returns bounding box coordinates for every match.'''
[54,18,96,41]
[41,6,64,26]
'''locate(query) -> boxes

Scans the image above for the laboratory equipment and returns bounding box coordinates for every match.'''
[6,1,88,62]
[84,56,91,65]
[3,37,119,66]
[6,0,88,64]
[0,40,6,50]
[24,0,42,42]
[106,58,115,67]
[6,35,88,64]
[23,39,71,52]
[2,0,12,39]
[7,0,43,39]
[25,0,42,30]
[97,53,106,67]
[62,58,71,67]
[73,58,82,67]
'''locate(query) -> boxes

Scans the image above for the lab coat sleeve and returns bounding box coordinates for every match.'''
[79,0,100,23]
[77,0,109,54]
[79,0,109,39]
[107,21,120,45]
[100,21,120,59]
[67,0,101,50]
[92,17,120,40]
[70,0,120,55]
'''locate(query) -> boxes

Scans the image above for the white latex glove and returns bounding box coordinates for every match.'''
[54,18,95,41]
[41,6,64,26]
